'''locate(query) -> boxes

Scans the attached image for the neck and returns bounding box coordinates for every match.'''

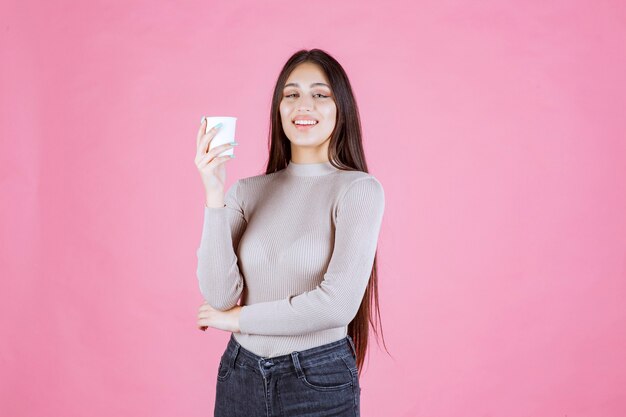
[285,159,340,176]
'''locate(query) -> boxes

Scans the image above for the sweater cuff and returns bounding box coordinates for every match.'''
[239,305,253,334]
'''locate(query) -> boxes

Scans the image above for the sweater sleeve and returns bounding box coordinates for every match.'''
[238,176,385,335]
[196,180,247,311]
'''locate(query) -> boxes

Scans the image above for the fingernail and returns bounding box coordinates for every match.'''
[200,115,206,124]
[229,141,238,145]
[214,122,223,129]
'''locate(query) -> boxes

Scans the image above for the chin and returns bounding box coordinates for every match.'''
[288,137,323,146]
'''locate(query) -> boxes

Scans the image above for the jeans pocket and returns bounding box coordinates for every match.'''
[299,355,354,392]
[216,356,232,382]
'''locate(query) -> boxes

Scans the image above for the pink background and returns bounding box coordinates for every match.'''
[2,1,625,416]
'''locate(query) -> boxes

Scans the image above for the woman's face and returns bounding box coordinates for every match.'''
[279,62,337,150]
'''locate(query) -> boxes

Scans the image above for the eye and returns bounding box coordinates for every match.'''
[283,93,330,99]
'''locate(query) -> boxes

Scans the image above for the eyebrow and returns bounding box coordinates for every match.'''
[283,82,330,89]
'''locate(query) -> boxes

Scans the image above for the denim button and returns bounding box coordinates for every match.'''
[263,361,274,368]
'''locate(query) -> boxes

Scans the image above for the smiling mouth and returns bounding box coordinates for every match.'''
[293,120,318,130]
[293,120,319,126]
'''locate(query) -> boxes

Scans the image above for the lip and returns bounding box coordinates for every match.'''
[292,116,319,131]
[293,121,318,130]
[292,115,319,122]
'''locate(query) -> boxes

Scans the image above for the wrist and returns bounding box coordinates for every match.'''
[205,199,225,208]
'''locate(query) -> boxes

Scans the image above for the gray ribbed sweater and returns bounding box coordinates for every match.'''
[196,160,385,358]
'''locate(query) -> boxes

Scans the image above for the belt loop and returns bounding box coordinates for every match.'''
[346,334,357,359]
[290,351,305,379]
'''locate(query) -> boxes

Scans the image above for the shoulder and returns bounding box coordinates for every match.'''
[332,171,385,222]
[237,170,283,187]
[227,170,284,205]
[336,171,385,203]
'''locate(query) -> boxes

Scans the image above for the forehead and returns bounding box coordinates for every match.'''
[284,62,330,87]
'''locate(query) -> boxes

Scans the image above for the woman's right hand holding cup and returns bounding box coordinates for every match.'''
[195,116,238,208]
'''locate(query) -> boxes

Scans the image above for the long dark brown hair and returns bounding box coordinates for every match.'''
[263,48,390,375]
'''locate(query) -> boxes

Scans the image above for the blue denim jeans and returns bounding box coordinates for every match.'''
[214,333,361,416]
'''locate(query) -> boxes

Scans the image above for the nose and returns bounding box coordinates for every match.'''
[295,95,315,112]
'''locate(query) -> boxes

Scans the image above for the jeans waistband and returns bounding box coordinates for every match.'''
[221,333,358,374]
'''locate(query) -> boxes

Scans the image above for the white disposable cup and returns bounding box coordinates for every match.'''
[205,116,237,157]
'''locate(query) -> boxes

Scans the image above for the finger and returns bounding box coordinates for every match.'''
[196,116,207,145]
[199,154,233,169]
[199,301,214,310]
[201,153,233,168]
[204,142,236,159]
[199,123,223,155]
[196,119,221,155]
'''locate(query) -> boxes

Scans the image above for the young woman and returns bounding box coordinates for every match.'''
[194,48,386,417]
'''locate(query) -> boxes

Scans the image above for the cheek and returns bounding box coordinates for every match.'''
[281,102,295,114]
[321,104,337,125]
[279,104,291,126]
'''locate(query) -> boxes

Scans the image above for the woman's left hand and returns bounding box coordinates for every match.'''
[197,301,242,333]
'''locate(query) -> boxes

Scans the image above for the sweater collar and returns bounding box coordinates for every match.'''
[285,160,340,176]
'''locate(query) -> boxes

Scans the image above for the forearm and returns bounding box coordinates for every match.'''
[238,295,358,336]
[196,206,245,310]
